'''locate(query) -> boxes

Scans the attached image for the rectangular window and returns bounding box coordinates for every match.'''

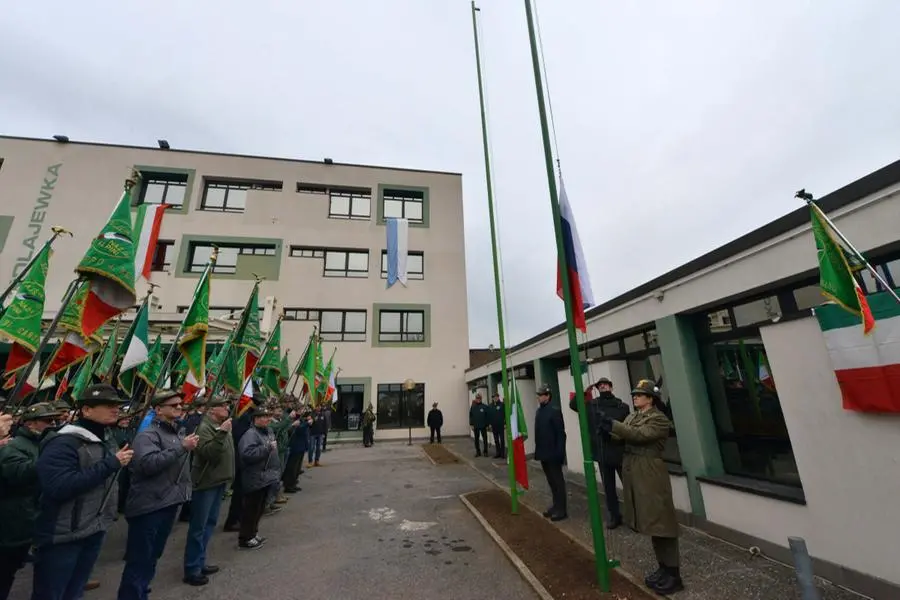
[379,251,424,280]
[375,382,425,429]
[329,187,372,220]
[139,172,187,207]
[201,179,282,213]
[151,240,175,272]
[700,334,799,487]
[289,246,325,258]
[177,305,263,320]
[319,309,367,342]
[283,308,319,322]
[732,296,782,327]
[623,333,647,353]
[382,188,424,223]
[625,353,681,465]
[378,310,425,343]
[186,242,276,274]
[324,249,369,278]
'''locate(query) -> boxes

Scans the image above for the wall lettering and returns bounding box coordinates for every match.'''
[13,163,62,277]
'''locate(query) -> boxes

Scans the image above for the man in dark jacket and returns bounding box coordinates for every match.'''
[426,402,443,444]
[569,377,630,529]
[321,406,332,452]
[0,403,62,600]
[223,401,255,532]
[237,406,281,550]
[308,406,326,467]
[32,384,133,600]
[490,394,506,459]
[468,394,489,457]
[118,390,198,600]
[534,384,567,521]
[183,395,233,586]
[282,412,309,493]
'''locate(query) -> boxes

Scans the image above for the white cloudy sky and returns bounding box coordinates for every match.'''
[2,1,899,348]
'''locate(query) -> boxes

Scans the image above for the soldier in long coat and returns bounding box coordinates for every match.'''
[599,379,682,596]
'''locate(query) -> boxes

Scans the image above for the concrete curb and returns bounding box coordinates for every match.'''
[459,492,555,600]
[445,444,663,599]
[421,445,438,466]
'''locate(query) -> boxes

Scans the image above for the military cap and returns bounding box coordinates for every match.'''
[249,405,272,419]
[595,377,613,387]
[21,402,63,421]
[150,389,183,408]
[631,379,661,399]
[205,395,230,408]
[536,384,552,395]
[78,384,127,407]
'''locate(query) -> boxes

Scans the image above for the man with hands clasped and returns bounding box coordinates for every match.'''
[117,390,198,600]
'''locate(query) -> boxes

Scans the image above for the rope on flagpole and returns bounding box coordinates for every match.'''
[533,0,561,165]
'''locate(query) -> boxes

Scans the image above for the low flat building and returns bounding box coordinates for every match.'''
[0,135,470,440]
[466,160,900,599]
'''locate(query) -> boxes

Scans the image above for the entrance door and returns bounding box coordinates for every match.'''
[333,383,365,431]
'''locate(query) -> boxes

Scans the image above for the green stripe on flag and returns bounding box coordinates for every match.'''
[817,288,900,331]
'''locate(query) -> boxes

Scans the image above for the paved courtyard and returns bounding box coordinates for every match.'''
[10,441,536,600]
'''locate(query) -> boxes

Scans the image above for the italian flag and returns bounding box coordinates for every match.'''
[236,376,255,417]
[182,370,204,404]
[510,381,529,490]
[817,291,900,413]
[76,190,137,338]
[118,301,150,394]
[133,203,170,282]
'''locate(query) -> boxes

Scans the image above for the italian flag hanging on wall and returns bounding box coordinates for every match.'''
[816,291,900,413]
[509,379,529,490]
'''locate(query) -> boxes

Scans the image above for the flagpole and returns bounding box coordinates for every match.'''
[4,276,84,410]
[148,248,218,399]
[0,226,72,308]
[521,0,613,590]
[471,1,519,515]
[797,190,900,304]
[207,279,261,400]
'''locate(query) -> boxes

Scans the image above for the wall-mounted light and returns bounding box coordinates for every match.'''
[158,139,170,150]
[52,135,69,143]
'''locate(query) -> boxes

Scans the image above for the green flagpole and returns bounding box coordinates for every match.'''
[471,1,518,515]
[521,0,614,590]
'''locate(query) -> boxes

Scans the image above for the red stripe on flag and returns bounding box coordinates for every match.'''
[834,363,900,413]
[244,353,259,379]
[46,340,89,377]
[855,285,876,335]
[3,343,32,375]
[141,205,170,280]
[556,265,587,332]
[81,290,125,338]
[513,437,529,489]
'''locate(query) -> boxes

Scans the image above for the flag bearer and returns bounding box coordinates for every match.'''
[569,377,629,530]
[0,403,63,600]
[183,395,233,586]
[31,384,133,600]
[117,390,198,600]
[534,384,567,521]
[598,380,682,595]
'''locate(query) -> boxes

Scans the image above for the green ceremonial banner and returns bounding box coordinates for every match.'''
[234,285,262,356]
[75,189,137,337]
[71,354,94,400]
[0,244,51,353]
[137,335,164,387]
[258,321,282,396]
[178,266,211,384]
[94,321,120,381]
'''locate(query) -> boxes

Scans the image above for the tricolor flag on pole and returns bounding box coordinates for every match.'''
[510,379,529,490]
[133,203,170,283]
[816,292,900,413]
[555,177,594,332]
[45,283,101,377]
[118,301,150,395]
[236,376,255,417]
[386,217,409,288]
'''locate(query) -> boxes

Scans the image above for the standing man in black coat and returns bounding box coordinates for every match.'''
[468,394,489,457]
[569,377,630,529]
[490,393,506,459]
[534,384,567,521]
[426,403,443,444]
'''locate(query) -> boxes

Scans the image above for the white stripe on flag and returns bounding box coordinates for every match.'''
[386,218,409,287]
[559,178,595,308]
[134,204,169,282]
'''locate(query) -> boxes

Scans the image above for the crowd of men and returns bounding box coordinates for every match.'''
[0,383,335,600]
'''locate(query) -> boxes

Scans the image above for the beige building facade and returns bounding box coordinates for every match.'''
[0,136,470,440]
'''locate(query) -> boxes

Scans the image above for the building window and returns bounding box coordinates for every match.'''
[289,246,325,259]
[378,310,425,343]
[382,188,424,222]
[379,251,424,280]
[138,172,187,207]
[283,308,319,322]
[201,179,282,213]
[375,382,425,429]
[151,240,175,272]
[320,310,367,342]
[699,333,799,487]
[324,249,369,278]
[177,305,263,320]
[186,242,276,274]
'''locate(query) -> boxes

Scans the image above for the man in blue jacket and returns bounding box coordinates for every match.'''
[32,384,134,600]
[534,384,567,521]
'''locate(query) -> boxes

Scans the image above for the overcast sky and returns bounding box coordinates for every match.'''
[2,1,899,348]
